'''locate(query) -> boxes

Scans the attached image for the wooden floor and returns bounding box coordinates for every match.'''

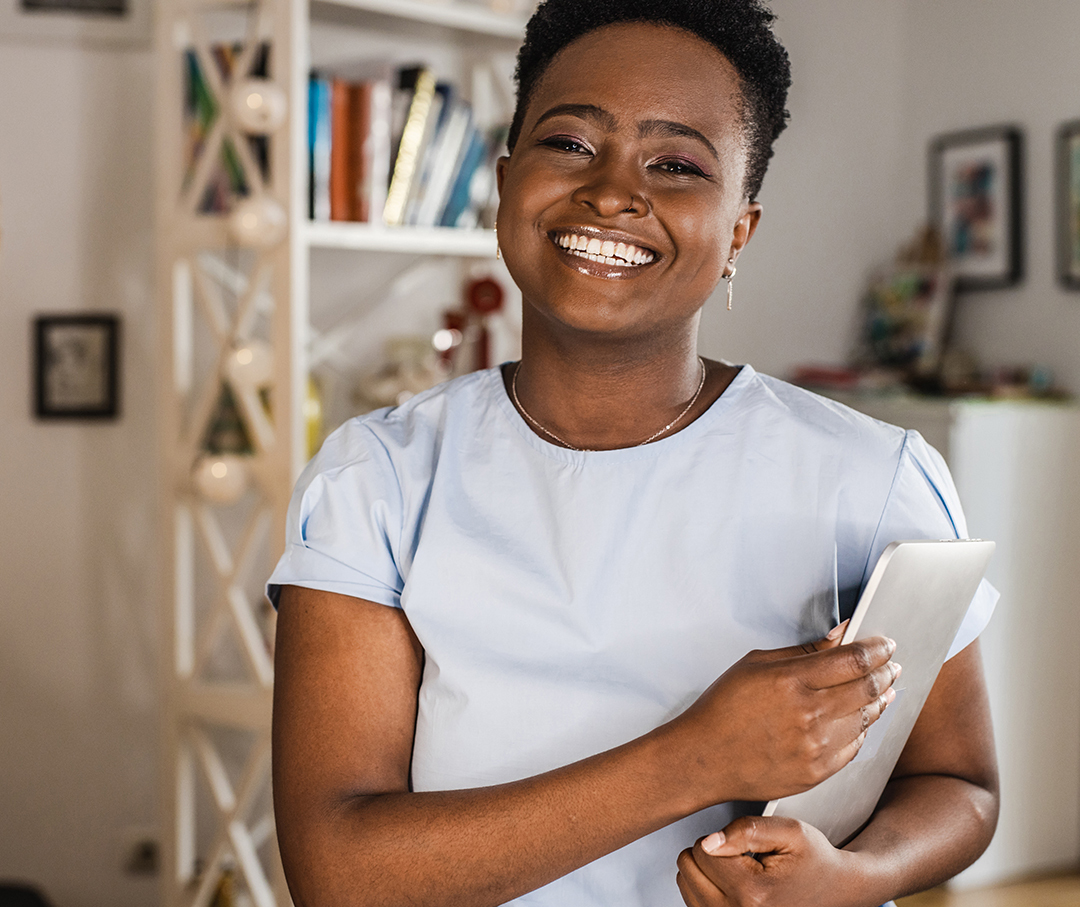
[897,875,1080,906]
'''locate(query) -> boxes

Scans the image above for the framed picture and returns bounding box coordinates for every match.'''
[1056,120,1080,289]
[34,314,120,419]
[929,125,1023,291]
[0,0,151,45]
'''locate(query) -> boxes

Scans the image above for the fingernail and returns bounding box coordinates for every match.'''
[884,688,897,706]
[702,832,725,854]
[827,620,849,640]
[886,637,897,654]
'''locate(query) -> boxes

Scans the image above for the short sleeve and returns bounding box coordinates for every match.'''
[862,430,999,659]
[266,421,405,609]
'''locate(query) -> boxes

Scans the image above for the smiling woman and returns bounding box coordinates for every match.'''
[268,2,999,906]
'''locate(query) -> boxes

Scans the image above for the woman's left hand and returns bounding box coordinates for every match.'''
[676,816,861,907]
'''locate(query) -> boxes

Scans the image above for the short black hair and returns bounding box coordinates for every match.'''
[508,0,791,201]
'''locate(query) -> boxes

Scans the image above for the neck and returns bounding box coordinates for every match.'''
[508,317,727,451]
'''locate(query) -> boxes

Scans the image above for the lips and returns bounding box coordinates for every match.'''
[551,231,657,268]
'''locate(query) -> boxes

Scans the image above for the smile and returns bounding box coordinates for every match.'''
[553,233,656,267]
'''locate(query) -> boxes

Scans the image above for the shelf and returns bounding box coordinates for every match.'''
[309,0,528,39]
[305,221,498,256]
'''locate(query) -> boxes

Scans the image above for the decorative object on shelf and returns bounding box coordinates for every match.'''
[1056,119,1080,290]
[305,376,325,458]
[229,195,288,247]
[33,312,120,419]
[352,336,448,412]
[192,453,251,505]
[224,339,273,391]
[851,226,955,389]
[465,275,504,370]
[929,124,1023,291]
[202,383,255,455]
[230,77,288,134]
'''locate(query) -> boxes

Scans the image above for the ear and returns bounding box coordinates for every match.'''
[495,155,510,197]
[729,202,763,264]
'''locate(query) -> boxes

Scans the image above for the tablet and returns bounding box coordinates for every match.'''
[762,538,995,846]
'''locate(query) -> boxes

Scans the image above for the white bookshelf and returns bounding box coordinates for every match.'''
[154,1,525,904]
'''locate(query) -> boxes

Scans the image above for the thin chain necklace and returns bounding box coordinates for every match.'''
[510,357,707,452]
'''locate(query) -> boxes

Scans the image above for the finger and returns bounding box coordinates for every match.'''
[817,660,902,720]
[798,635,897,691]
[740,619,852,665]
[700,815,804,858]
[677,847,728,906]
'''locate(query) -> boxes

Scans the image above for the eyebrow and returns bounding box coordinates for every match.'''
[532,104,719,161]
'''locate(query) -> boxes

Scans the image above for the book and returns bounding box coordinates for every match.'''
[329,77,353,221]
[383,66,438,226]
[182,42,270,214]
[308,74,332,221]
[412,97,474,227]
[439,124,489,228]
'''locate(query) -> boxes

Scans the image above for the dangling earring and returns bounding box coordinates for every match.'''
[494,221,501,261]
[725,257,737,311]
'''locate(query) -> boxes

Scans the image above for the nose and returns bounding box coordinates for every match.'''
[570,153,648,218]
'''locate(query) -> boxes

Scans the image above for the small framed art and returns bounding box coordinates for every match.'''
[0,0,151,45]
[929,125,1023,291]
[34,313,120,419]
[1056,120,1080,289]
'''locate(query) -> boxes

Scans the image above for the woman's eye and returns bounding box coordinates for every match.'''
[540,136,591,154]
[653,158,708,177]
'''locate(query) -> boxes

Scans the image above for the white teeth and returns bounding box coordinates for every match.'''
[553,232,655,266]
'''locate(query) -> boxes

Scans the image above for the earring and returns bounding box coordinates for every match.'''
[494,221,501,261]
[725,257,737,311]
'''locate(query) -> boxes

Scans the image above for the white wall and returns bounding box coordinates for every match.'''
[897,0,1080,394]
[700,0,911,378]
[0,41,160,907]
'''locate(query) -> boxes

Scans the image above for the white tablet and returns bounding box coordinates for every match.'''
[762,538,995,846]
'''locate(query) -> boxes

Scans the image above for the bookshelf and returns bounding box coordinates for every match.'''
[153,0,526,904]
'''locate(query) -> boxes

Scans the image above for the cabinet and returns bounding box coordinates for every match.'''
[830,394,1080,889]
[153,2,526,904]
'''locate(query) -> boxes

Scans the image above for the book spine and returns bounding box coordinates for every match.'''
[329,78,353,222]
[348,81,373,222]
[309,75,332,221]
[383,68,437,227]
[365,79,392,225]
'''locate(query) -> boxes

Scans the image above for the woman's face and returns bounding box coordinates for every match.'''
[496,22,762,344]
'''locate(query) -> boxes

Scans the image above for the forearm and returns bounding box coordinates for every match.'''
[841,773,998,905]
[278,724,700,907]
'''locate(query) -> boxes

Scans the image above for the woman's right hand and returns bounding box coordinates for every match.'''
[665,631,901,806]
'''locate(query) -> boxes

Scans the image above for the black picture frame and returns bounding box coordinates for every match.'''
[1056,119,1080,289]
[34,313,120,419]
[929,125,1023,291]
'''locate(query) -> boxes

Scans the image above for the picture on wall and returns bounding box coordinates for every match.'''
[929,125,1023,290]
[1056,119,1080,289]
[34,314,120,419]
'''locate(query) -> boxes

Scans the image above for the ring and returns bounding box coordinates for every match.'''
[861,706,870,731]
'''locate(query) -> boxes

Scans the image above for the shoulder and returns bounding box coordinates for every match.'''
[732,367,910,464]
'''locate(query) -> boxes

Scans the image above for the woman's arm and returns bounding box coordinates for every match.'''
[273,585,900,907]
[676,640,998,907]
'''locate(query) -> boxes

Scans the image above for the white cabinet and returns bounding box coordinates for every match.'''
[832,394,1080,889]
[153,2,526,904]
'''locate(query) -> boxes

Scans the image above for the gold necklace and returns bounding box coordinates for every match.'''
[510,358,707,452]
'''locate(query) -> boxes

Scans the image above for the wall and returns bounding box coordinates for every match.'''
[897,0,1080,395]
[699,0,910,378]
[0,41,160,907]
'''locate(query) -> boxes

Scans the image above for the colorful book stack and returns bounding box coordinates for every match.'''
[183,43,271,214]
[308,64,503,229]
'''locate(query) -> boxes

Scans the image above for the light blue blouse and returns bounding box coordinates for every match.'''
[268,363,996,907]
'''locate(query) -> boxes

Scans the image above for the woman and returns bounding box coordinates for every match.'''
[268,2,999,905]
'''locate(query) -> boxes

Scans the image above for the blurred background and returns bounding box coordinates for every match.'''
[1,1,1079,905]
